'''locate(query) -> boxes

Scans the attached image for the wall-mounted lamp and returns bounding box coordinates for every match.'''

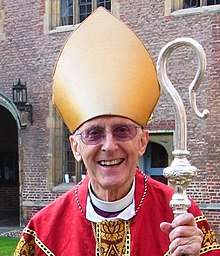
[12,79,33,125]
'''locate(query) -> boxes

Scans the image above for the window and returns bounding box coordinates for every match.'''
[139,142,168,184]
[183,0,220,8]
[63,125,86,184]
[139,132,173,184]
[49,0,111,30]
[61,0,73,26]
[48,104,85,190]
[165,0,220,14]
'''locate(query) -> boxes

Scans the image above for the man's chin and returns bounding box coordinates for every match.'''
[99,176,129,191]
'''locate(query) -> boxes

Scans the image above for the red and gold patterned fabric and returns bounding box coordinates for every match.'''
[14,170,220,256]
[196,215,220,254]
[92,220,130,256]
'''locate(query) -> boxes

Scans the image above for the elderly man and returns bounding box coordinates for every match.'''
[15,7,220,256]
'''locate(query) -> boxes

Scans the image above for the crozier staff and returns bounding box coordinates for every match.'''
[15,7,220,256]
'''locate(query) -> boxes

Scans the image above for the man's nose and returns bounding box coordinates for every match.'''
[100,131,118,151]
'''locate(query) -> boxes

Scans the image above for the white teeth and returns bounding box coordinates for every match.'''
[99,159,123,166]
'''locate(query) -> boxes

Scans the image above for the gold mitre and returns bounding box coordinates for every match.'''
[53,7,160,132]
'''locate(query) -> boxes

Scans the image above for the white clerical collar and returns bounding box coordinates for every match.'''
[86,196,135,222]
[88,178,135,213]
[86,178,136,222]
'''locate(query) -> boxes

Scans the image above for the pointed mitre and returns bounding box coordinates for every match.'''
[53,7,160,132]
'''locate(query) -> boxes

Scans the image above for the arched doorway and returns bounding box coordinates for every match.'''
[0,105,19,226]
[139,142,169,184]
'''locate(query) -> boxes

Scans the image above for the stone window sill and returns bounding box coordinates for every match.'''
[49,24,80,34]
[171,5,220,17]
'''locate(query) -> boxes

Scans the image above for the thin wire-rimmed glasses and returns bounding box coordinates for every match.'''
[75,124,141,145]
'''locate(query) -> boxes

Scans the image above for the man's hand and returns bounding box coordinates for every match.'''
[160,213,204,256]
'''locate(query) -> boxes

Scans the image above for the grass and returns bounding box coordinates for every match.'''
[0,237,19,256]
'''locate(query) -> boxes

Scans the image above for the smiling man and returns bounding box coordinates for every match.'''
[70,116,148,203]
[14,7,220,256]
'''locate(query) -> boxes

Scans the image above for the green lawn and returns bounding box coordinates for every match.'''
[0,237,19,256]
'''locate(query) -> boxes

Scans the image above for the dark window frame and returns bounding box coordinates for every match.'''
[50,0,112,30]
[183,0,220,8]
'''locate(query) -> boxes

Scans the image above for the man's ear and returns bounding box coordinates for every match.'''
[69,135,82,162]
[138,129,149,157]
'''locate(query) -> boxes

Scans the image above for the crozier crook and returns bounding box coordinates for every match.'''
[156,38,209,217]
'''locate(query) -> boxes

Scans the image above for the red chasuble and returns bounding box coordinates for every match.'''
[14,170,220,256]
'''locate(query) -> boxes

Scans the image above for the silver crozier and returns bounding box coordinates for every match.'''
[156,38,209,217]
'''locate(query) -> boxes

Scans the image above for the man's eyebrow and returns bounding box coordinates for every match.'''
[75,124,104,134]
[84,124,103,130]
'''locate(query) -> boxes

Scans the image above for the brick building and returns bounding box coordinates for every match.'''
[0,0,219,239]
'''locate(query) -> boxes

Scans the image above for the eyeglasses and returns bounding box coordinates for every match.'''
[75,124,141,145]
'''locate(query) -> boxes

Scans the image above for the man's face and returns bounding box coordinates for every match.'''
[69,116,149,193]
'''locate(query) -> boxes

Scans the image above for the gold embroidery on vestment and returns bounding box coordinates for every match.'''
[14,236,35,256]
[92,219,130,256]
[195,214,220,253]
[201,226,219,247]
[14,227,55,256]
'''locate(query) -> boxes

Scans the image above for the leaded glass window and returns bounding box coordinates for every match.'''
[183,0,220,8]
[50,0,112,29]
